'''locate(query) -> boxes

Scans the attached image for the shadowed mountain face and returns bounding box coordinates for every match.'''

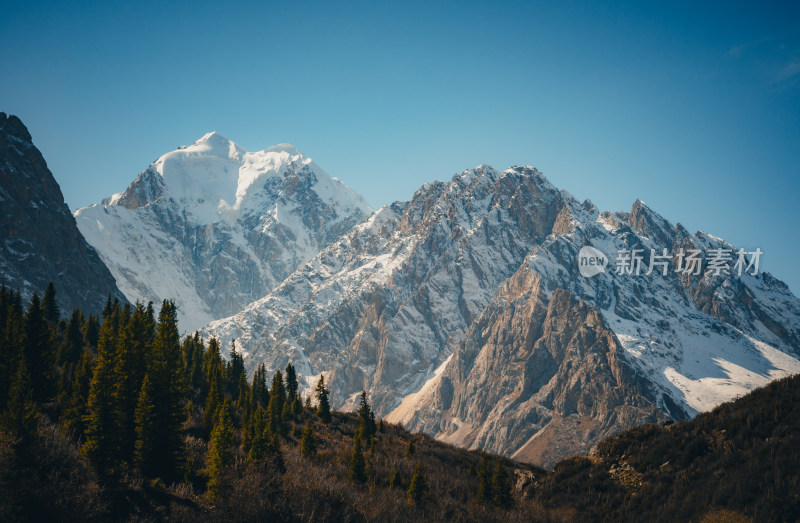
[525,373,800,520]
[204,164,800,468]
[0,113,126,315]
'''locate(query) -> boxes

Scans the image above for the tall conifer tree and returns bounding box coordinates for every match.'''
[315,375,331,424]
[82,305,120,473]
[207,400,235,500]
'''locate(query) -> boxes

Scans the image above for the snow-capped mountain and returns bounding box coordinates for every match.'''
[201,165,568,413]
[74,133,371,331]
[0,113,127,315]
[202,165,800,467]
[390,196,800,467]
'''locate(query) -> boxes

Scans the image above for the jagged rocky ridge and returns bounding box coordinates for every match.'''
[74,134,371,331]
[0,113,127,315]
[203,164,800,468]
[202,166,568,411]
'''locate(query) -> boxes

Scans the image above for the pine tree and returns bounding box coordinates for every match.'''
[134,372,157,476]
[268,370,286,432]
[251,363,269,408]
[202,338,222,390]
[284,363,298,403]
[315,375,331,424]
[300,422,316,459]
[41,282,60,323]
[202,338,223,428]
[357,391,376,440]
[102,296,113,320]
[207,400,235,500]
[204,371,223,435]
[227,340,245,400]
[185,333,204,393]
[57,309,84,365]
[22,293,55,403]
[146,301,187,481]
[62,348,94,438]
[1,290,25,411]
[0,284,21,410]
[246,406,269,462]
[2,357,38,452]
[407,461,428,505]
[236,377,251,422]
[181,336,196,388]
[82,306,120,473]
[152,301,186,479]
[349,431,367,483]
[83,314,100,348]
[406,439,416,457]
[281,393,293,420]
[491,460,513,508]
[291,395,303,416]
[113,304,150,465]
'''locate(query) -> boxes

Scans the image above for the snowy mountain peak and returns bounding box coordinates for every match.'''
[194,130,231,143]
[185,131,246,159]
[103,136,364,226]
[75,135,372,331]
[265,143,304,157]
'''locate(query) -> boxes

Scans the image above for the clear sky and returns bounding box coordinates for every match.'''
[2,1,799,293]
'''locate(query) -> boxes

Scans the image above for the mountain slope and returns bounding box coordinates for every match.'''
[528,373,800,521]
[0,112,126,315]
[394,192,800,466]
[202,166,569,413]
[203,165,800,467]
[389,280,669,469]
[74,135,371,331]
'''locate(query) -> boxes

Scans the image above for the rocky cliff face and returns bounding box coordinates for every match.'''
[0,113,127,315]
[74,136,371,331]
[204,164,800,468]
[389,271,667,469]
[388,193,800,467]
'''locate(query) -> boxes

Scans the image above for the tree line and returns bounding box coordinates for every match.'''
[2,283,517,514]
[0,283,337,495]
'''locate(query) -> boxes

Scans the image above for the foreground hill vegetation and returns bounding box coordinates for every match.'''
[1,284,797,521]
[529,372,800,521]
[0,285,542,521]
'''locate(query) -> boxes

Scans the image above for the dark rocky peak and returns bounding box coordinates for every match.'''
[0,112,33,145]
[0,112,127,315]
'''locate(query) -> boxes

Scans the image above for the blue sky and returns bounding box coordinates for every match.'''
[2,0,799,293]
